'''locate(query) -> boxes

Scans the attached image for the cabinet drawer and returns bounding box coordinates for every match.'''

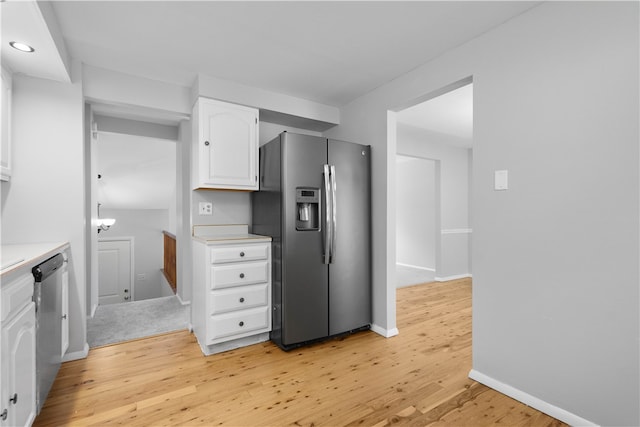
[208,306,269,342]
[1,274,34,322]
[211,261,268,290]
[210,284,268,315]
[210,244,269,264]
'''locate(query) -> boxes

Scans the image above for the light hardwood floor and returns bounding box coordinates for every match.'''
[35,278,566,426]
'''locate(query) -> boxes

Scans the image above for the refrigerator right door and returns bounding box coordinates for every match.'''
[328,140,371,335]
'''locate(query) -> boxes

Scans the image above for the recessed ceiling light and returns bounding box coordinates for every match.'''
[9,41,35,53]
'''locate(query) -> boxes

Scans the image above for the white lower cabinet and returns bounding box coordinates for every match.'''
[192,239,272,355]
[1,274,36,427]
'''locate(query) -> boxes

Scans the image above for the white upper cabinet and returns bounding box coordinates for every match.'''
[1,67,12,182]
[192,98,259,191]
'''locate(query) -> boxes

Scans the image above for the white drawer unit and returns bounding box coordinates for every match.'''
[210,244,268,264]
[208,306,270,342]
[193,237,272,355]
[210,261,269,290]
[209,283,269,315]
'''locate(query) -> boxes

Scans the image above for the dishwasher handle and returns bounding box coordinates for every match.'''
[32,253,64,282]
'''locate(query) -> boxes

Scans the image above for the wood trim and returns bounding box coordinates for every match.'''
[162,231,176,293]
[162,230,176,240]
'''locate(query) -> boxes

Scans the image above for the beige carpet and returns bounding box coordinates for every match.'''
[87,296,189,347]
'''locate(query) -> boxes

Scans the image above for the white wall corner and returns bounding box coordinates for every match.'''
[89,303,98,319]
[468,369,599,427]
[36,1,72,82]
[370,324,399,338]
[176,292,191,306]
[62,342,90,362]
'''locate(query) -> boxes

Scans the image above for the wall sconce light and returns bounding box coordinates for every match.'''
[97,203,116,233]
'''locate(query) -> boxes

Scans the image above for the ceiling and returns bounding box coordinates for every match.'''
[397,83,473,147]
[3,1,539,108]
[1,1,71,82]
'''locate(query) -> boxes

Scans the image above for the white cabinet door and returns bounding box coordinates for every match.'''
[194,98,258,190]
[1,303,36,427]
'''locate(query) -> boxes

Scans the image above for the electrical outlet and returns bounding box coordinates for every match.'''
[137,273,146,281]
[199,202,213,215]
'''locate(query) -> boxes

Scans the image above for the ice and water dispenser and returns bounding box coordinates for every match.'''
[296,187,320,231]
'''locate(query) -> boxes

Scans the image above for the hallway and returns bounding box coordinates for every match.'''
[87,296,189,347]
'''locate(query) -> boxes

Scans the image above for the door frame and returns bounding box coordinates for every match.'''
[98,236,135,303]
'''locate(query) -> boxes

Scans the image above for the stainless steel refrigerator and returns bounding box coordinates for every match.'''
[252,132,371,350]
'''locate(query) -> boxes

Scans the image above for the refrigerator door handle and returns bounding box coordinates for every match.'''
[330,165,337,263]
[323,164,332,264]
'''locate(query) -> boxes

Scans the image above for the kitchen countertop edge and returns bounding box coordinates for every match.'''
[1,242,70,281]
[192,234,272,245]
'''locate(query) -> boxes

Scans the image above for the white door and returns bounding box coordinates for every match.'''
[98,239,132,305]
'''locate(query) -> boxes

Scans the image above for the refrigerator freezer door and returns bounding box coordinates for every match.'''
[281,133,329,346]
[328,140,371,335]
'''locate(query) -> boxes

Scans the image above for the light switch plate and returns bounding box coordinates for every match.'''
[494,170,508,190]
[199,202,213,215]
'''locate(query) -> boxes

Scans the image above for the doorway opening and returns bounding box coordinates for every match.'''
[85,103,189,347]
[396,155,438,287]
[394,79,473,288]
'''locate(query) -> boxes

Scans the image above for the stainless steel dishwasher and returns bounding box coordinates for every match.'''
[32,253,64,413]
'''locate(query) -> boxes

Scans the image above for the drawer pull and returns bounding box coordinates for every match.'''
[239,297,245,303]
[1,409,7,421]
[239,273,245,279]
[9,393,17,405]
[239,321,244,327]
[240,251,245,257]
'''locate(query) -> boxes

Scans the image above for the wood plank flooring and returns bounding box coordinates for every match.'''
[34,278,566,426]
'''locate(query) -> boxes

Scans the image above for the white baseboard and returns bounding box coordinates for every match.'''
[176,293,190,306]
[441,228,472,234]
[198,332,270,356]
[396,262,435,272]
[62,342,89,362]
[435,273,472,282]
[468,369,597,427]
[89,303,98,318]
[370,324,399,338]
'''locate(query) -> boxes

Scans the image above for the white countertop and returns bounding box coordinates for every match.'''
[192,225,272,244]
[1,242,69,279]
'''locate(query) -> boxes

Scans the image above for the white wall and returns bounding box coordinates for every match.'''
[259,121,322,146]
[395,155,436,270]
[1,73,86,356]
[325,2,639,426]
[96,132,176,210]
[101,208,169,301]
[397,124,472,279]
